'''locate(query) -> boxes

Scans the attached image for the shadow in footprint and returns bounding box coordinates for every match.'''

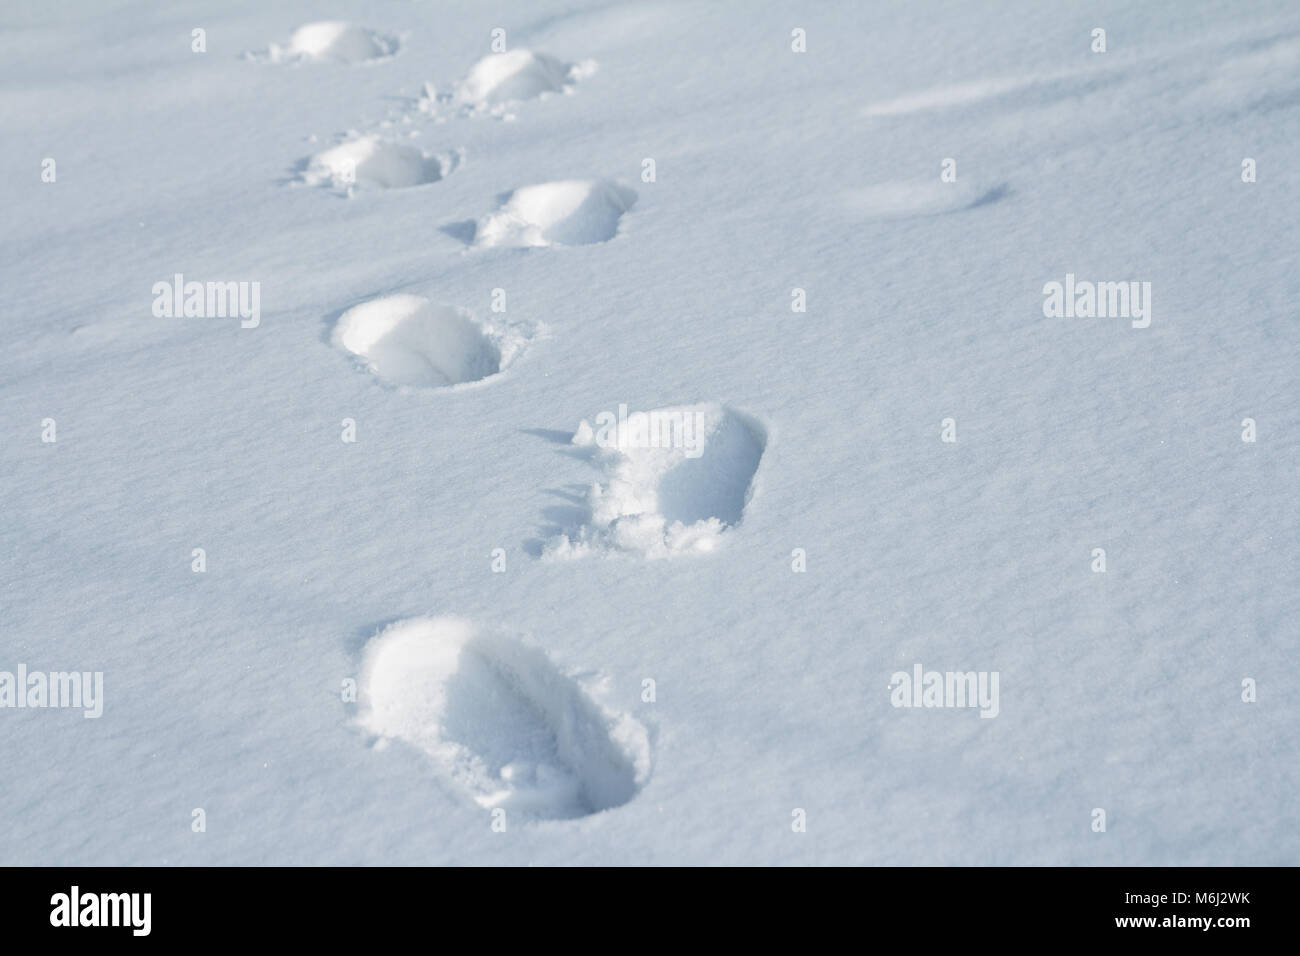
[525,480,593,556]
[540,503,587,528]
[440,220,477,244]
[276,156,311,187]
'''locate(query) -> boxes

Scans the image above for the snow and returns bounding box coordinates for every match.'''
[0,0,1296,865]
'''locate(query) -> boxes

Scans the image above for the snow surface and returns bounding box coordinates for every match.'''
[1,0,1297,865]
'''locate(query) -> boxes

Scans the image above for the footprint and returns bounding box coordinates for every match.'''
[543,402,766,558]
[471,180,637,248]
[263,22,400,64]
[332,294,526,389]
[453,49,596,112]
[300,135,459,192]
[357,617,651,820]
[841,179,1008,220]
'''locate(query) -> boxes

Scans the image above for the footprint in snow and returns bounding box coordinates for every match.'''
[330,294,529,390]
[256,22,400,64]
[357,617,650,820]
[456,179,637,248]
[539,402,767,559]
[297,134,462,193]
[419,49,597,118]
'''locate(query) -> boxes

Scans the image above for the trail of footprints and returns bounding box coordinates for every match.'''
[260,27,767,819]
[237,17,1297,822]
[257,11,1148,820]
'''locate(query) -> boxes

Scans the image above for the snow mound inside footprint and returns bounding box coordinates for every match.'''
[332,294,525,389]
[265,22,399,63]
[546,402,766,559]
[357,617,651,820]
[472,180,636,248]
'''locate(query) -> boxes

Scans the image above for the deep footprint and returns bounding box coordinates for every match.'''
[332,294,522,388]
[358,617,650,819]
[472,180,637,248]
[545,402,767,558]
